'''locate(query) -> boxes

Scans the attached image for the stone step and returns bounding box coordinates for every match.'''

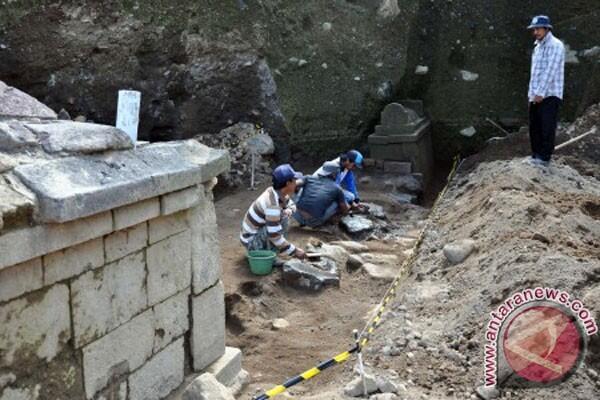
[205,347,242,387]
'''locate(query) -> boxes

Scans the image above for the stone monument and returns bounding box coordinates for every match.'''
[368,100,433,181]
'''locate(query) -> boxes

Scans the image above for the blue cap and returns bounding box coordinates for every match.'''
[527,15,553,30]
[272,164,302,186]
[346,150,364,168]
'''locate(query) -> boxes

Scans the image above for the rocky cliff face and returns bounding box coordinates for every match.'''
[0,1,598,161]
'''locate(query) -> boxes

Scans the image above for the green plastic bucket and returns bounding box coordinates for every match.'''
[247,250,277,275]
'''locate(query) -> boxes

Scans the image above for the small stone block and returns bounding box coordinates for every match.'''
[205,347,242,387]
[0,258,43,302]
[113,198,160,231]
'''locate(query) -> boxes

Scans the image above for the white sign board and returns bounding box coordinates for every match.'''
[116,90,141,144]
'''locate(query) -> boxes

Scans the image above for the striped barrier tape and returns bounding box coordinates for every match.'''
[252,156,463,399]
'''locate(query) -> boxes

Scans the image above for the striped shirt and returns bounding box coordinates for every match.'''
[528,31,565,102]
[240,187,296,255]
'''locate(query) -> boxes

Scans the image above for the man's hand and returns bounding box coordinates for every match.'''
[283,208,294,218]
[534,95,544,104]
[295,248,306,259]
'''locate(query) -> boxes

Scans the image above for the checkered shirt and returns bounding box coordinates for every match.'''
[528,31,565,102]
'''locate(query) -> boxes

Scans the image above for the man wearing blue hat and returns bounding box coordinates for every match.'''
[313,150,364,207]
[240,164,306,259]
[525,15,565,167]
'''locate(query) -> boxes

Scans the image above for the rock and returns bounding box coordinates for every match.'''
[0,121,39,150]
[74,115,87,122]
[376,376,398,393]
[359,176,371,185]
[363,263,396,280]
[370,394,398,400]
[376,80,394,100]
[394,175,423,194]
[282,259,339,291]
[0,81,57,119]
[531,232,550,244]
[229,369,250,397]
[460,126,477,137]
[272,318,290,330]
[460,70,479,81]
[390,193,417,204]
[0,373,16,390]
[378,0,401,19]
[363,203,385,219]
[322,22,333,31]
[443,239,476,264]
[384,161,412,175]
[347,254,364,270]
[415,65,429,75]
[182,373,235,400]
[582,46,600,59]
[315,243,349,267]
[298,59,309,67]
[244,133,275,155]
[330,240,369,253]
[341,215,375,235]
[57,108,71,120]
[475,385,500,400]
[25,120,133,154]
[344,374,378,397]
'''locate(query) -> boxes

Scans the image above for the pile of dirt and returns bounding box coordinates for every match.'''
[362,158,600,399]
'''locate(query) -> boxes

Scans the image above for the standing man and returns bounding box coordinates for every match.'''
[526,15,565,166]
[313,150,364,206]
[240,164,306,259]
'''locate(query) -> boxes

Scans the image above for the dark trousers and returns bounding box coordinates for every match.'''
[528,96,561,161]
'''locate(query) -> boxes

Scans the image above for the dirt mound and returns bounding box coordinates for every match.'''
[364,158,600,399]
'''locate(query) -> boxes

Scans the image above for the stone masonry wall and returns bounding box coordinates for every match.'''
[0,181,225,400]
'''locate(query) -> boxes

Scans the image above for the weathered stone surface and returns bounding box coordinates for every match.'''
[384,161,412,175]
[394,174,423,194]
[363,203,386,219]
[72,252,147,348]
[0,258,42,303]
[0,284,70,367]
[182,373,234,400]
[390,193,417,205]
[191,282,226,371]
[330,240,369,253]
[188,191,221,295]
[344,374,378,397]
[271,318,290,331]
[160,186,200,216]
[205,347,242,387]
[96,381,127,400]
[148,211,188,244]
[13,140,229,223]
[0,121,38,151]
[0,182,35,231]
[443,239,476,265]
[363,263,396,280]
[104,222,148,263]
[0,81,57,120]
[82,311,154,399]
[0,385,41,400]
[282,259,339,291]
[340,215,375,235]
[113,197,160,231]
[244,134,275,155]
[128,338,184,400]
[347,254,364,270]
[43,238,104,285]
[147,231,192,305]
[229,369,250,397]
[153,290,189,353]
[25,121,133,154]
[0,211,112,270]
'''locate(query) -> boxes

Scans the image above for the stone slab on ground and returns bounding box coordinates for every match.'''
[14,140,229,223]
[191,282,226,371]
[128,338,185,400]
[0,284,70,367]
[363,263,397,281]
[282,259,339,291]
[340,215,375,235]
[205,347,242,387]
[82,311,155,399]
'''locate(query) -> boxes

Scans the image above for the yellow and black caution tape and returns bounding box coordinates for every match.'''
[252,156,463,400]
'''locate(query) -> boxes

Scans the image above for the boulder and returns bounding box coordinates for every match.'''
[443,239,476,264]
[341,215,375,235]
[244,133,275,155]
[182,373,235,400]
[282,259,339,291]
[344,374,378,397]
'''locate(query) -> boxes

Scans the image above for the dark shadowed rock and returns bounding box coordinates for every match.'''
[282,259,339,291]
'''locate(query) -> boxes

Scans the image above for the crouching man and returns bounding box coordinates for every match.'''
[240,164,306,259]
[293,163,349,228]
[314,149,363,207]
